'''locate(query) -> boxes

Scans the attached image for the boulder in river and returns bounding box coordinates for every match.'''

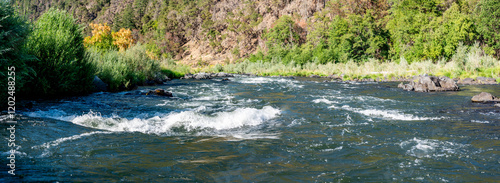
[457,77,498,85]
[181,74,194,79]
[216,72,233,77]
[93,76,108,92]
[194,72,212,80]
[471,92,500,103]
[457,78,475,85]
[398,76,459,92]
[475,77,497,84]
[146,89,173,97]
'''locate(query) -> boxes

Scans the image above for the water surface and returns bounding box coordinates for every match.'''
[1,76,499,182]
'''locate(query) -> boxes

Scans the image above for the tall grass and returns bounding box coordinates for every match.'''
[159,58,192,78]
[88,44,161,91]
[24,8,94,97]
[199,43,500,81]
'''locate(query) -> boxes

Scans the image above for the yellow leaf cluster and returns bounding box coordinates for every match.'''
[112,28,134,51]
[83,23,111,47]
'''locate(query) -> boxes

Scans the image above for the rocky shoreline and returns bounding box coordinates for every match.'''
[397,75,459,92]
[176,72,499,85]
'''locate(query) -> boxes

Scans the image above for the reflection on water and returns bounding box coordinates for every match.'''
[1,76,499,182]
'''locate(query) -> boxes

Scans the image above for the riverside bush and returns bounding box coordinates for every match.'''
[0,2,33,105]
[88,44,161,91]
[25,8,94,97]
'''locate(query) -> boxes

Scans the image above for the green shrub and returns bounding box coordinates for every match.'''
[0,2,33,105]
[264,15,301,47]
[328,12,389,63]
[475,0,500,57]
[88,44,161,91]
[386,0,475,62]
[24,8,94,97]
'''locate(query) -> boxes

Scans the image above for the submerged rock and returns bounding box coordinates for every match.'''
[471,92,500,103]
[146,89,173,97]
[398,76,459,92]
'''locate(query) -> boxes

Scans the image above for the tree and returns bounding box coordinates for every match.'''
[84,23,115,51]
[25,8,94,97]
[476,0,500,57]
[328,11,389,63]
[386,0,474,62]
[0,1,33,105]
[114,3,136,31]
[265,15,302,47]
[112,28,134,51]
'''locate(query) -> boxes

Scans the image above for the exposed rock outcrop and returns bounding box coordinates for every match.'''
[471,92,500,103]
[146,89,173,97]
[398,76,459,92]
[215,72,234,77]
[194,72,212,80]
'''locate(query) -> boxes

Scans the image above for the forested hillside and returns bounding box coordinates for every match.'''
[11,0,500,65]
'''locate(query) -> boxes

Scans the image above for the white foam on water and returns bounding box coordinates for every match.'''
[224,133,280,141]
[399,138,468,158]
[321,146,343,152]
[312,98,338,104]
[471,120,490,124]
[237,77,304,88]
[1,148,27,157]
[237,77,275,84]
[329,105,442,121]
[357,109,432,121]
[0,114,12,121]
[25,109,75,121]
[355,96,397,103]
[33,131,112,150]
[32,131,112,157]
[25,106,281,136]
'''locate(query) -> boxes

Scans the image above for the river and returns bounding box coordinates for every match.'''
[1,75,499,182]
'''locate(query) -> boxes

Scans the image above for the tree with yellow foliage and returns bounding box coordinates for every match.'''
[84,23,114,51]
[112,28,134,51]
[84,23,134,52]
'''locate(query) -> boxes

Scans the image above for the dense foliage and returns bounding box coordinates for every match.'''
[83,23,134,52]
[475,0,500,57]
[11,0,500,65]
[24,9,94,97]
[0,1,32,105]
